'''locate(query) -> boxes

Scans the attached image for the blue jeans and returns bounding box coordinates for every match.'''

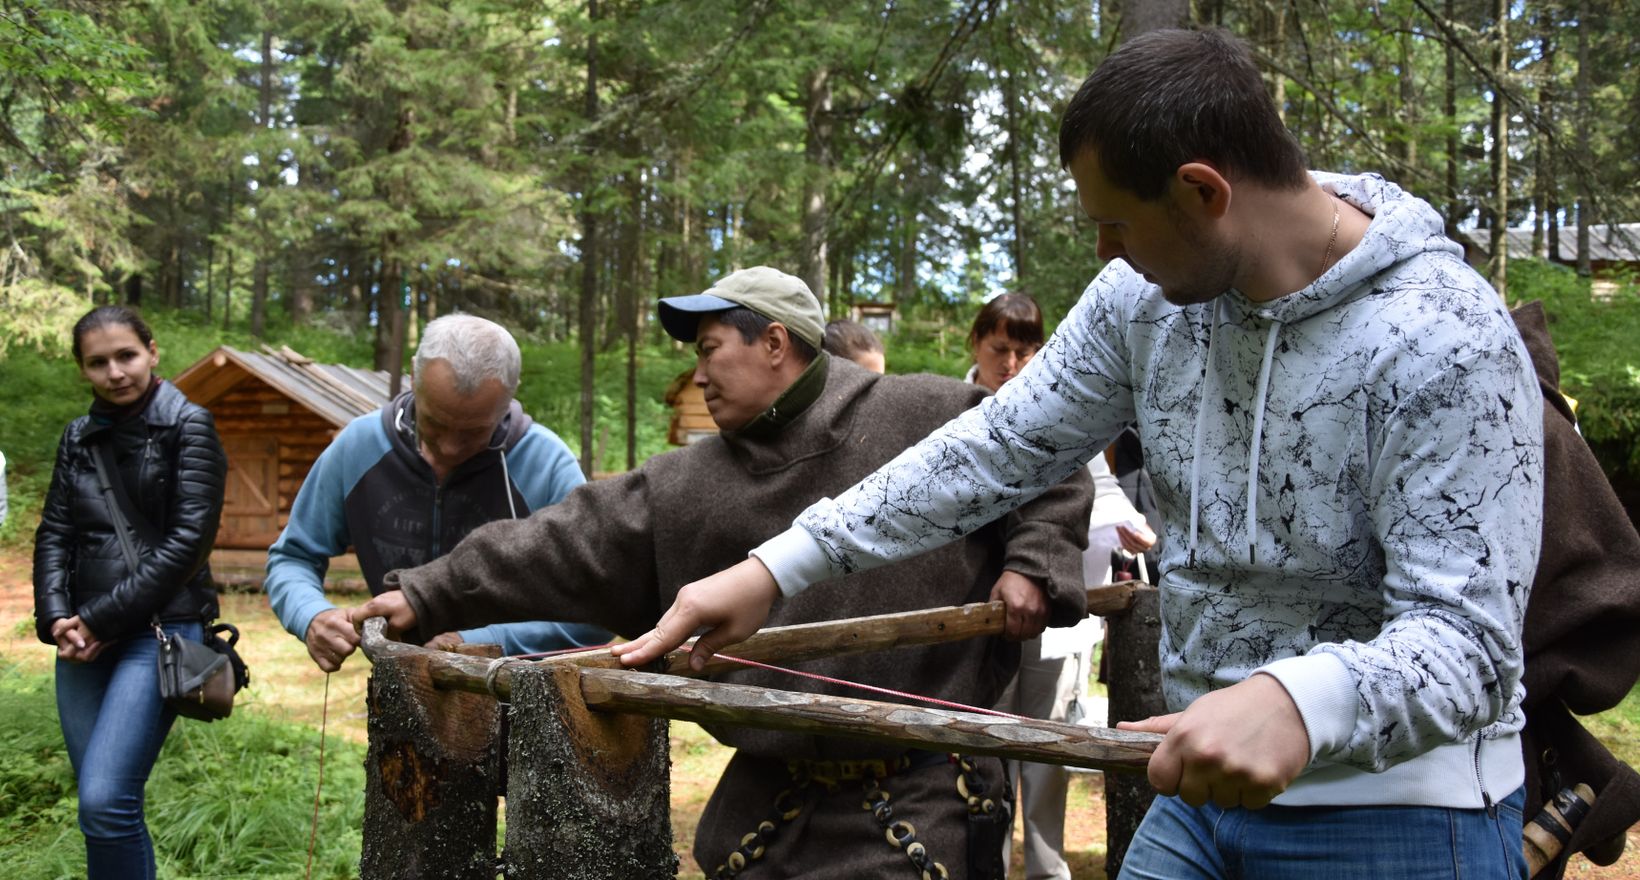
[1120,788,1527,879]
[56,621,200,880]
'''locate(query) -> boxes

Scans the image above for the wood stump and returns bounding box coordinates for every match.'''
[361,644,504,879]
[503,664,676,879]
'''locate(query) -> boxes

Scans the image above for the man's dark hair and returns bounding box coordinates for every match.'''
[717,307,819,364]
[1058,28,1308,200]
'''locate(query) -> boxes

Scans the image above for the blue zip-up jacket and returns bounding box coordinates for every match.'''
[266,391,608,655]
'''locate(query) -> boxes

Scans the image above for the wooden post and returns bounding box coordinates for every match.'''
[360,643,503,880]
[1103,585,1167,877]
[503,664,676,879]
[579,668,1156,772]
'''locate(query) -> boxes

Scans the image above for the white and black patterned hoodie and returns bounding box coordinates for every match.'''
[755,172,1544,809]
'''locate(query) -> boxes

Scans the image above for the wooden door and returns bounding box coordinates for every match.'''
[220,434,281,549]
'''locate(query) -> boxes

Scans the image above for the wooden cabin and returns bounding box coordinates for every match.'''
[849,301,899,337]
[664,369,718,445]
[1504,223,1640,298]
[172,345,390,551]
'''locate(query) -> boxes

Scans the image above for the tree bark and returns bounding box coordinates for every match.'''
[578,0,601,478]
[1003,31,1026,284]
[1121,0,1188,36]
[799,67,833,305]
[1533,9,1555,260]
[359,645,502,880]
[1488,0,1509,298]
[407,585,1141,697]
[1445,0,1461,230]
[250,27,275,339]
[1104,586,1167,877]
[580,669,1158,772]
[1573,0,1592,277]
[504,666,675,879]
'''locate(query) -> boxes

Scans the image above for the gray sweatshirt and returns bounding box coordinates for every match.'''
[754,172,1544,809]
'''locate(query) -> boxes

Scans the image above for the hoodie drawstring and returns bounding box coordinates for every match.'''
[1188,300,1283,568]
[1244,321,1282,566]
[1187,302,1220,566]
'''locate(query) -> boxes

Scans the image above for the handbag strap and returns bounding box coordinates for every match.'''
[89,438,173,637]
[89,439,146,574]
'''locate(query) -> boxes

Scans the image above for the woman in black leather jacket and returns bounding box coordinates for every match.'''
[32,306,226,880]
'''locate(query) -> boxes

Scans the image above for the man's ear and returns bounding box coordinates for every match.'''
[763,322,792,365]
[1173,162,1232,220]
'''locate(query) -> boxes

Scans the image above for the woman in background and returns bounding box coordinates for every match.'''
[33,306,226,879]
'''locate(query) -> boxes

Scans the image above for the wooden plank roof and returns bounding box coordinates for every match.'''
[1503,223,1640,263]
[173,344,392,428]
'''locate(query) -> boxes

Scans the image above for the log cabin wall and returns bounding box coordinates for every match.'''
[208,374,340,549]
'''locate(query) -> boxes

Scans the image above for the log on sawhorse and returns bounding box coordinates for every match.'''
[356,583,1158,880]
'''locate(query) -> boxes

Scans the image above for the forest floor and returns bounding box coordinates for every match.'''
[1,547,1634,878]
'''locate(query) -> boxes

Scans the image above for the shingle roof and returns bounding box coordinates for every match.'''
[1503,223,1640,262]
[173,344,391,428]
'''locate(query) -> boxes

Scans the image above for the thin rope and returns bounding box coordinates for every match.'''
[305,672,330,880]
[715,653,1028,720]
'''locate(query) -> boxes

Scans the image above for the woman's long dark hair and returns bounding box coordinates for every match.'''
[72,306,155,364]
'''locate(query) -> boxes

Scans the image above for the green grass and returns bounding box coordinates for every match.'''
[0,662,365,880]
[1586,683,1640,770]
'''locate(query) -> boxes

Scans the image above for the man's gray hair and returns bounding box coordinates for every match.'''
[414,314,522,395]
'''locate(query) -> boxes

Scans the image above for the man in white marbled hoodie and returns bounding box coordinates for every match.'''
[619,28,1543,878]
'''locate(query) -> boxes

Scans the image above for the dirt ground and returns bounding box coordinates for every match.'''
[2,547,1635,878]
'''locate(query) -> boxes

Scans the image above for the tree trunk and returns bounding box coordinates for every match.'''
[376,103,416,374]
[896,210,917,305]
[1488,0,1509,298]
[250,260,269,337]
[1397,16,1416,173]
[1573,0,1592,277]
[799,67,833,305]
[384,258,408,396]
[1003,26,1026,286]
[1121,0,1188,36]
[1444,0,1461,230]
[504,666,675,879]
[250,28,276,339]
[621,169,643,470]
[359,646,502,880]
[1104,587,1167,878]
[1259,1,1288,125]
[578,0,601,478]
[1533,10,1555,260]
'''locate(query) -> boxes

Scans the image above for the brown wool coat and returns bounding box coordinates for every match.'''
[1512,302,1640,876]
[395,356,1093,878]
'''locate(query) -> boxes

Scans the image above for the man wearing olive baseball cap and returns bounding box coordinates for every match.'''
[657,266,827,434]
[355,264,1092,877]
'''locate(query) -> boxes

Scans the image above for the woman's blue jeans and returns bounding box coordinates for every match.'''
[55,621,200,880]
[1120,787,1527,879]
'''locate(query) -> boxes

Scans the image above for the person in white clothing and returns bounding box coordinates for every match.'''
[617,28,1542,878]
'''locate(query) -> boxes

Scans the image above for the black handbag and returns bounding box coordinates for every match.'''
[154,620,246,720]
[89,438,248,721]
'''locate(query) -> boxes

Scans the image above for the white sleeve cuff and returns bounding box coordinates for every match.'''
[1256,652,1358,761]
[749,526,835,598]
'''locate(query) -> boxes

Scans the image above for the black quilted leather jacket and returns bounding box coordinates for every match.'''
[33,380,226,644]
